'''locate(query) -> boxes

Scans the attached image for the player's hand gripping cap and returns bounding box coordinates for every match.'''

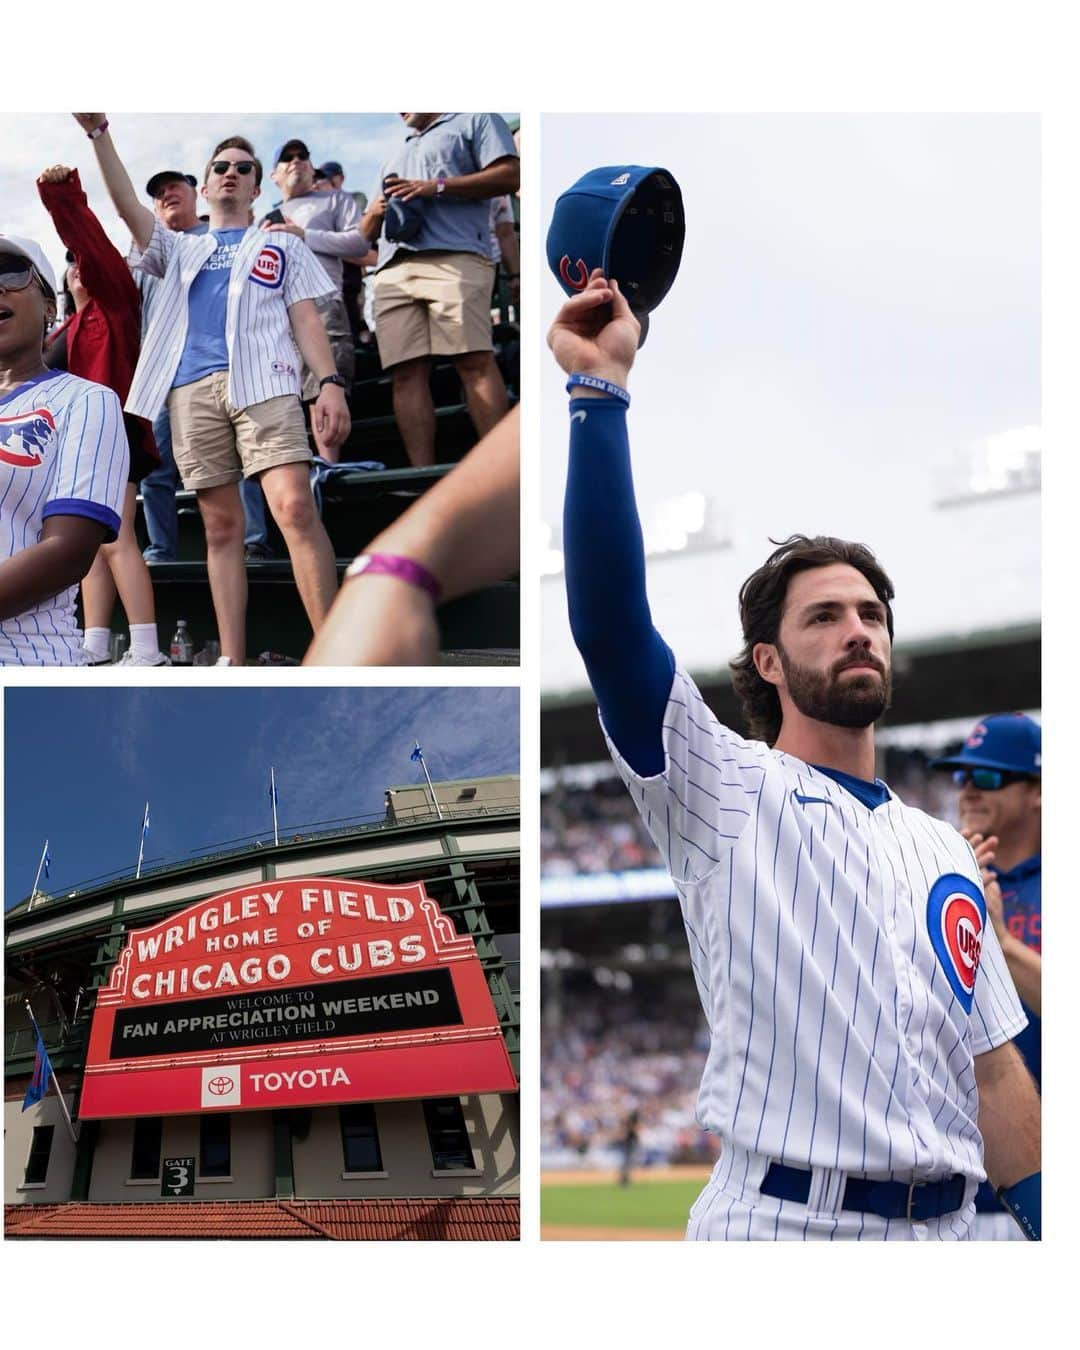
[546,166,684,346]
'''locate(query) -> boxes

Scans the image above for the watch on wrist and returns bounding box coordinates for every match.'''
[318,374,347,390]
[435,177,447,196]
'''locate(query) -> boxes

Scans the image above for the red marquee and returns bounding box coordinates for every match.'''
[79,877,517,1119]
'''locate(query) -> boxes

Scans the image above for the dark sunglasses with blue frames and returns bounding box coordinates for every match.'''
[952,768,1037,791]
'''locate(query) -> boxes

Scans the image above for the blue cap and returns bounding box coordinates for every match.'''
[546,165,684,346]
[318,160,344,179]
[931,713,1041,776]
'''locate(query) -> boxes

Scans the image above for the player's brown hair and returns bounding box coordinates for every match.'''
[205,136,263,186]
[730,534,896,745]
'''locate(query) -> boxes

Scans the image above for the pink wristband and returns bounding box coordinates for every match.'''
[88,119,109,140]
[344,553,441,602]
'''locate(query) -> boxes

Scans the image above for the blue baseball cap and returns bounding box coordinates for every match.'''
[546,165,685,346]
[931,713,1041,776]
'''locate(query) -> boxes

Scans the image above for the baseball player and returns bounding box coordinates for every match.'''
[547,268,1042,1240]
[0,236,127,664]
[73,114,350,666]
[932,713,1042,1239]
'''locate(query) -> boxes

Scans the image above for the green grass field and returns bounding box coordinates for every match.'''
[541,1178,701,1231]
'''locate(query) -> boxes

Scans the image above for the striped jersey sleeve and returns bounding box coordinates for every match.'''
[281,236,337,307]
[968,909,1028,1056]
[602,665,766,884]
[128,218,178,279]
[41,383,127,540]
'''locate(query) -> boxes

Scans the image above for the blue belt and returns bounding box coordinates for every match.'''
[761,1162,968,1222]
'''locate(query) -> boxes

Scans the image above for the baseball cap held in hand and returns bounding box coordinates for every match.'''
[546,166,685,346]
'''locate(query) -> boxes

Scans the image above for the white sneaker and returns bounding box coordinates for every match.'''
[83,650,112,666]
[215,656,233,666]
[117,650,171,667]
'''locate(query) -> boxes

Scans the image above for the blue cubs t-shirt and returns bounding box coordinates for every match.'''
[172,229,246,389]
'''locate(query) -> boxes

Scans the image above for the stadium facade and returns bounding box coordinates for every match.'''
[5,775,519,1241]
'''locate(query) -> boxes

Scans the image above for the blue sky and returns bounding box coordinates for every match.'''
[4,686,518,908]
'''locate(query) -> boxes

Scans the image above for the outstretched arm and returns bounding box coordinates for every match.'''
[71,114,155,253]
[549,271,674,776]
[304,406,519,666]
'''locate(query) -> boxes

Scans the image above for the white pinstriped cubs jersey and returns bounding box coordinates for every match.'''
[605,667,1027,1188]
[0,371,127,665]
[125,219,335,420]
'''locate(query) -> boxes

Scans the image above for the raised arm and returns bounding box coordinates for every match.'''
[71,114,155,253]
[548,271,674,776]
[37,166,140,314]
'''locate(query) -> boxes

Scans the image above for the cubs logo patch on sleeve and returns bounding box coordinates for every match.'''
[0,408,55,467]
[927,873,986,1013]
[250,245,285,289]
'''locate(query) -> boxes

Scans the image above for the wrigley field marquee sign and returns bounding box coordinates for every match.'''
[79,878,517,1118]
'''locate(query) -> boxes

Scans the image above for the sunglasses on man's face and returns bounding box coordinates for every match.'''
[210,160,256,176]
[0,262,37,292]
[953,768,1033,791]
[278,152,308,164]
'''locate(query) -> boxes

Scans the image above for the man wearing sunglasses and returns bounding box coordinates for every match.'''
[0,236,127,664]
[74,115,348,666]
[262,138,366,461]
[932,713,1041,1239]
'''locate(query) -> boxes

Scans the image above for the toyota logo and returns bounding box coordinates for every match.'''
[208,1075,235,1096]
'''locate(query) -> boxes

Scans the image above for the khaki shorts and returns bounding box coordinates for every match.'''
[167,371,313,490]
[299,292,356,402]
[373,251,496,368]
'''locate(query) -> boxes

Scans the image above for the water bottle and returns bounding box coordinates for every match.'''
[170,620,193,666]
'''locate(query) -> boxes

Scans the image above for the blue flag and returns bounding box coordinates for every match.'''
[410,743,423,763]
[268,779,278,805]
[142,803,151,838]
[22,1027,52,1111]
[42,846,51,880]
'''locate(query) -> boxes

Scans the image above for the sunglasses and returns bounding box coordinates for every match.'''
[0,263,36,292]
[210,160,256,176]
[278,151,308,164]
[952,768,1034,791]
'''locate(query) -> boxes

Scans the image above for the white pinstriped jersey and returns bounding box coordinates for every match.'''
[605,667,1027,1185]
[125,220,335,420]
[0,371,127,665]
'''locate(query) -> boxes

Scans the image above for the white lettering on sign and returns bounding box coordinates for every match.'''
[130,954,293,1000]
[135,892,285,961]
[308,934,427,977]
[249,1066,351,1093]
[299,887,414,923]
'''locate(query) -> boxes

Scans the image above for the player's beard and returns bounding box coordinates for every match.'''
[778,646,891,729]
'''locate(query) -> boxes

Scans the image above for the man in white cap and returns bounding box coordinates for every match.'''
[0,235,127,663]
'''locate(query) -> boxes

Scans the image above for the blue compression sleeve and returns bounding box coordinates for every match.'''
[997,1172,1041,1241]
[564,397,674,776]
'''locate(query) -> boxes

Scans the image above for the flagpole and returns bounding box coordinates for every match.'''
[136,801,149,879]
[415,743,443,821]
[30,839,49,905]
[271,766,279,847]
[23,1001,78,1144]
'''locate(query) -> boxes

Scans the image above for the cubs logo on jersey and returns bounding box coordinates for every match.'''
[250,245,285,289]
[0,408,55,468]
[559,255,589,290]
[927,874,986,1012]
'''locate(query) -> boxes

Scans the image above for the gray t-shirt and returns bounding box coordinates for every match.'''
[373,113,518,270]
[273,189,366,289]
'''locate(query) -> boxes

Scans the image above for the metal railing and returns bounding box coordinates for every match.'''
[13,797,519,915]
